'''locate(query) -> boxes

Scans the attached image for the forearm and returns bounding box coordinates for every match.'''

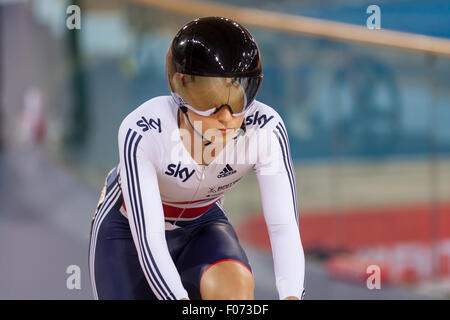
[267,222,305,300]
[143,232,190,300]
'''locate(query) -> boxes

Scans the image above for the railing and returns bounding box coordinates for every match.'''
[128,0,450,57]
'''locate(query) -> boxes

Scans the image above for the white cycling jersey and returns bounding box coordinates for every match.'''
[117,95,305,300]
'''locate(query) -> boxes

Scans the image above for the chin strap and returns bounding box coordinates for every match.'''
[179,106,246,146]
[179,106,213,146]
[233,119,247,140]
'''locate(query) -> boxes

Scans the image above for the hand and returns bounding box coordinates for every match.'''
[283,296,300,300]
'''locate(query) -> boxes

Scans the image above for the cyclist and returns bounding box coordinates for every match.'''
[89,16,305,300]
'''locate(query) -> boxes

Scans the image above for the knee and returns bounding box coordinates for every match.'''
[200,260,254,300]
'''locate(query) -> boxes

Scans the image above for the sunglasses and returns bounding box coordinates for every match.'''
[170,74,263,117]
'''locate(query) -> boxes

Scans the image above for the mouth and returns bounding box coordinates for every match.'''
[217,128,235,135]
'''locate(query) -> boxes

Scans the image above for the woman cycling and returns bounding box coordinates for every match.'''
[89,16,305,300]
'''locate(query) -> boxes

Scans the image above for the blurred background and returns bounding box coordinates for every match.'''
[1,0,449,299]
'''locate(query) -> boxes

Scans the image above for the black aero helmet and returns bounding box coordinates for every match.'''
[167,17,263,116]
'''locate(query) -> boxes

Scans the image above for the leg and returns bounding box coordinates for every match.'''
[90,204,157,300]
[200,259,254,300]
[175,215,254,300]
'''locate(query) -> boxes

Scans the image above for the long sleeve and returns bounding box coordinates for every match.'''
[254,118,306,300]
[118,124,189,300]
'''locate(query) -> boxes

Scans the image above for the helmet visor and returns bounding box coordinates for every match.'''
[170,74,262,116]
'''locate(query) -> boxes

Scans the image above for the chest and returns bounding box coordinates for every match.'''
[157,160,251,200]
[155,129,257,201]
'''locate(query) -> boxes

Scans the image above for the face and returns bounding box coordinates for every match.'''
[185,107,245,145]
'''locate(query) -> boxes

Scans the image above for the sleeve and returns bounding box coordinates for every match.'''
[253,117,306,300]
[118,123,189,300]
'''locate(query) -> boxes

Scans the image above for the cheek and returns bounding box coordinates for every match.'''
[203,120,219,132]
[218,116,244,129]
[233,116,245,127]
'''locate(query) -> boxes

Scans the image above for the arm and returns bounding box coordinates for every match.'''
[118,124,189,300]
[254,119,305,300]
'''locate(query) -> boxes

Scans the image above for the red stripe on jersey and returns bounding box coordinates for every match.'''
[163,198,214,205]
[121,201,216,219]
[162,202,216,219]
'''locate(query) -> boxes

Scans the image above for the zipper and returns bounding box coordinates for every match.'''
[173,165,207,226]
[201,166,206,180]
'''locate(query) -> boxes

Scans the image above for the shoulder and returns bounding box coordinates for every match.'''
[247,101,291,173]
[118,95,176,136]
[244,100,285,133]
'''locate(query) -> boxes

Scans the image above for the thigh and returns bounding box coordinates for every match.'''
[90,205,157,300]
[175,217,252,300]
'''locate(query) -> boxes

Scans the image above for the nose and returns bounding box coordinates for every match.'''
[215,105,233,124]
